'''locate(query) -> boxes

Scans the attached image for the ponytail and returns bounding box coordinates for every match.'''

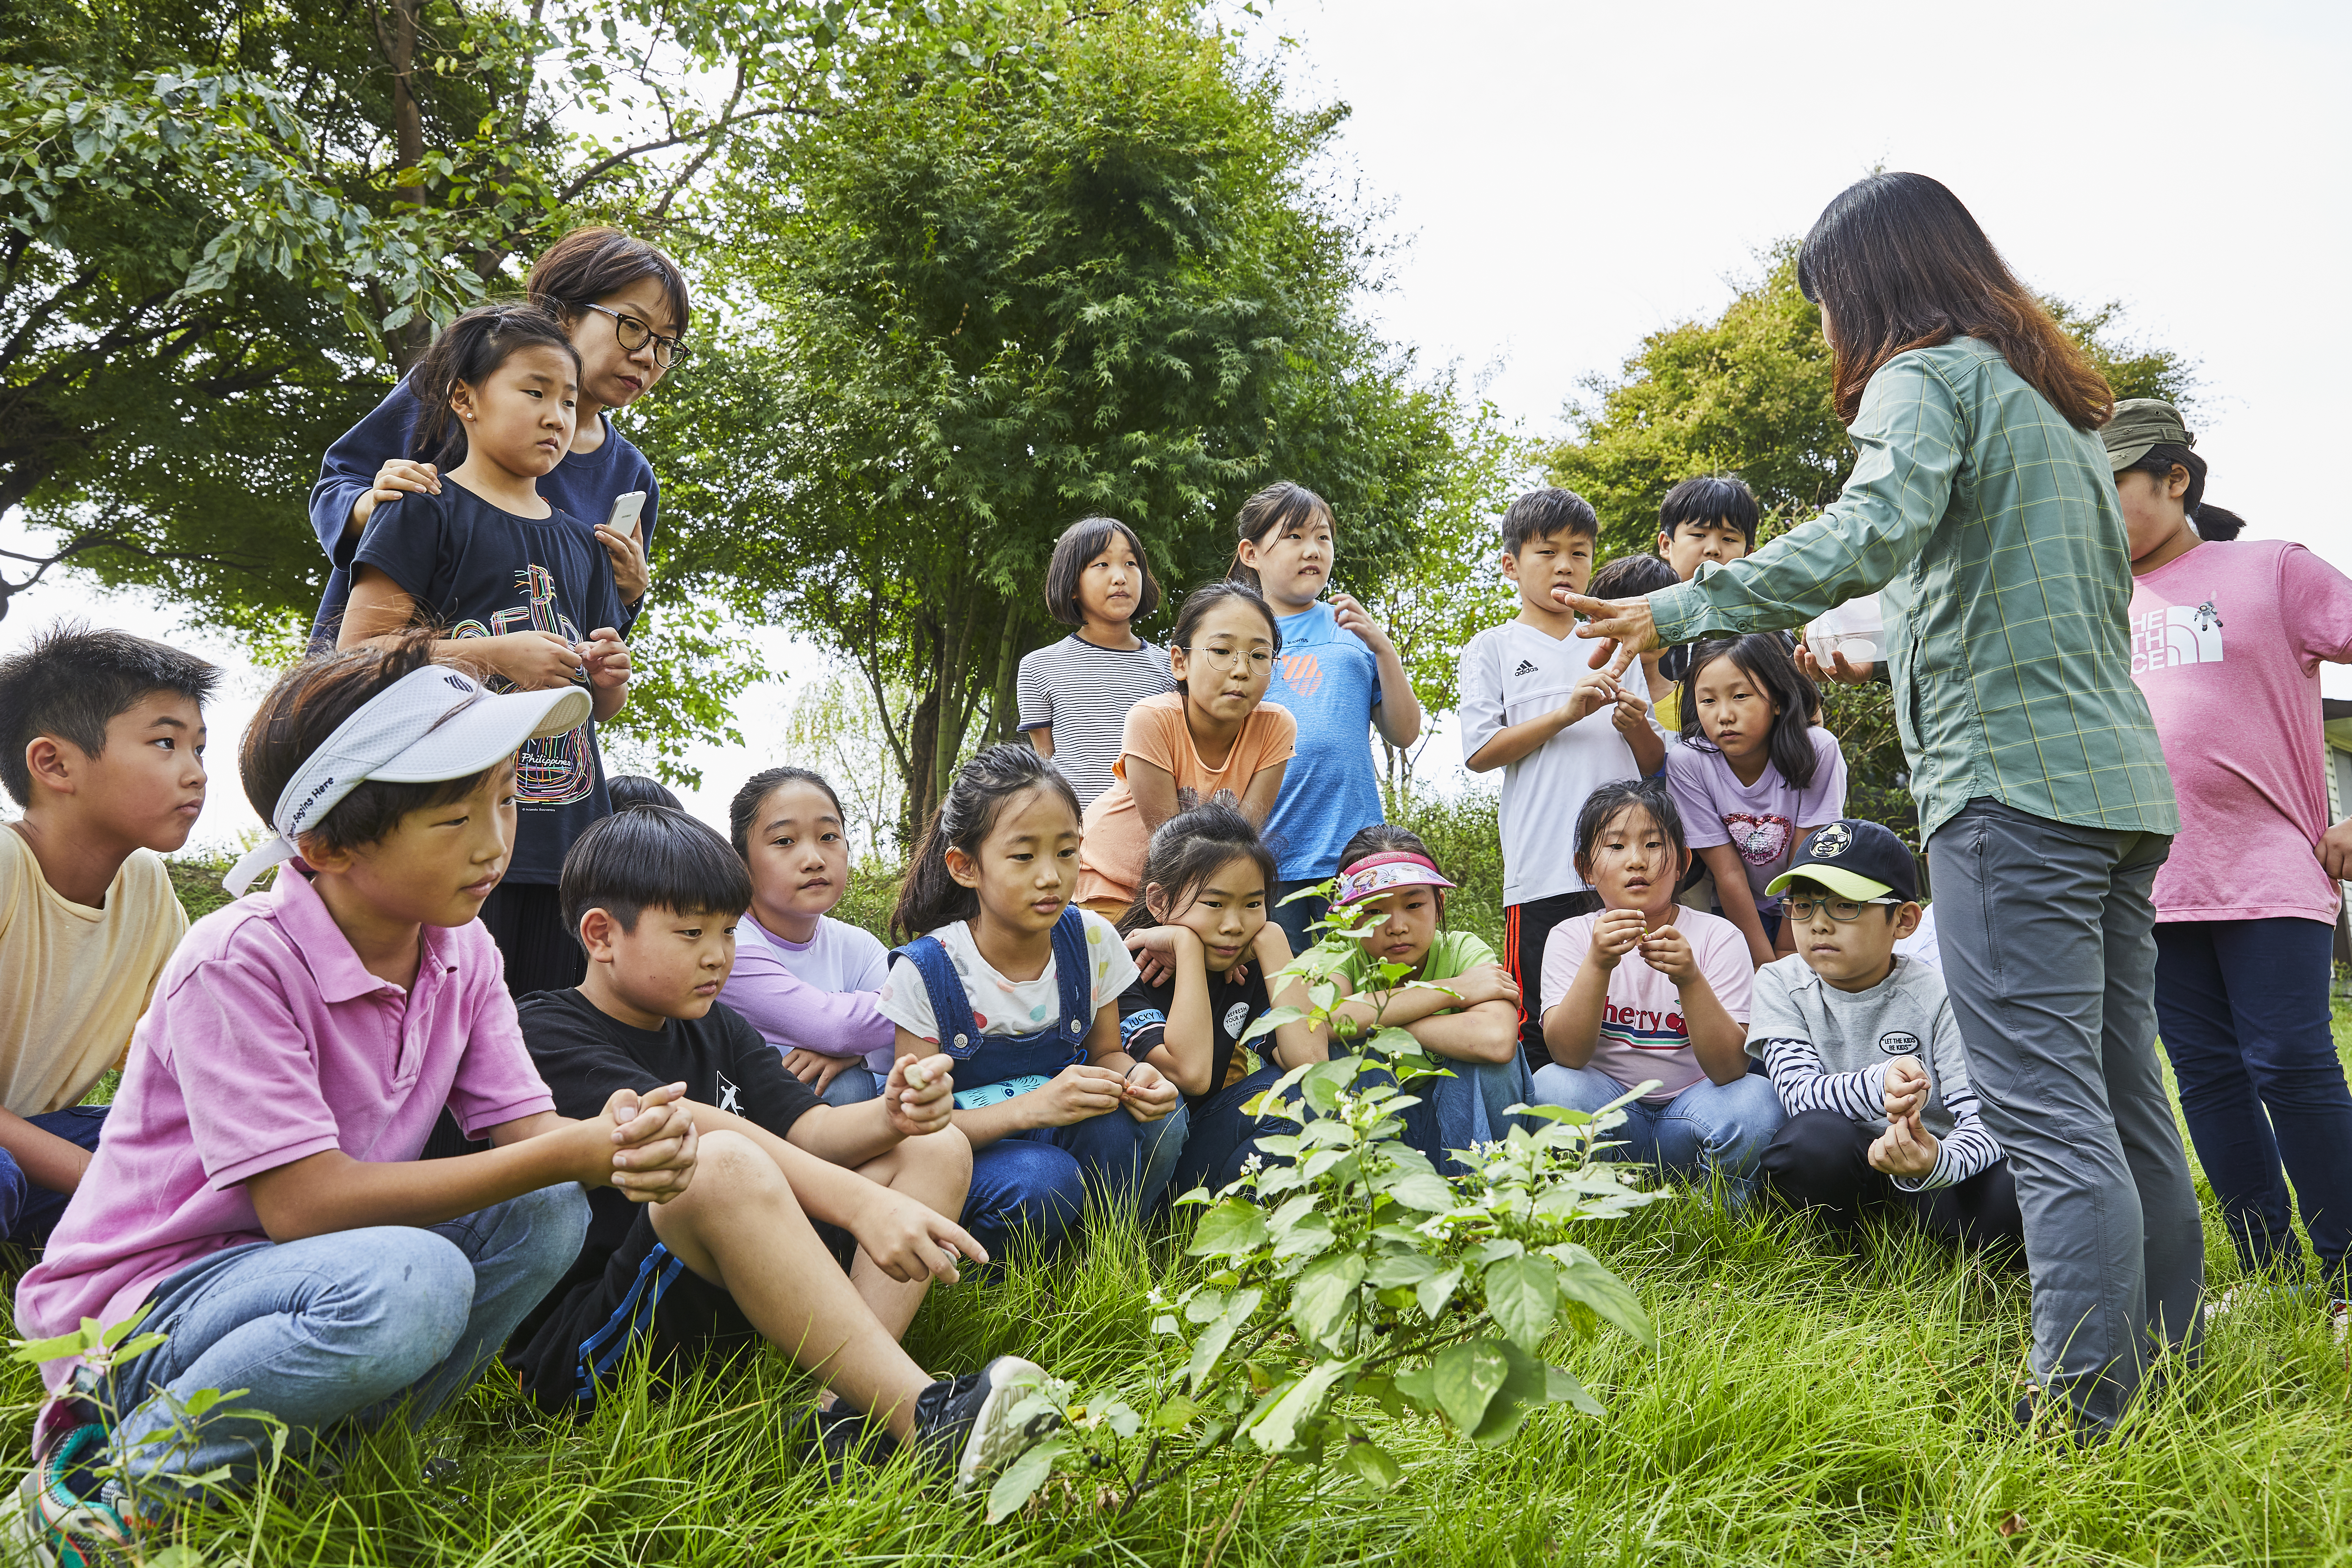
[1230,481,1332,588]
[407,302,579,468]
[890,744,1081,943]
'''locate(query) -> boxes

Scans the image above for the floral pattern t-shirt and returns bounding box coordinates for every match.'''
[874,910,1138,1045]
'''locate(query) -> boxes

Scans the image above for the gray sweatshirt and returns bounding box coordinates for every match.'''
[1744,953,2001,1190]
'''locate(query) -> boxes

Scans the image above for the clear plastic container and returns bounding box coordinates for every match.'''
[1805,593,1883,667]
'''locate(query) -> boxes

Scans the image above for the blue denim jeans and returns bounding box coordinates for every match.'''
[1169,1063,1301,1199]
[961,1102,1191,1263]
[0,1105,110,1245]
[816,1063,880,1107]
[1530,1063,1784,1203]
[1401,1054,1537,1178]
[97,1183,588,1502]
[2155,916,2352,1287]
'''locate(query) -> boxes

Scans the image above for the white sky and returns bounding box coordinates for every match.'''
[6,0,2347,850]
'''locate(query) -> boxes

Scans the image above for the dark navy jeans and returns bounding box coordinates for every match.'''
[0,1104,109,1246]
[961,1102,1190,1264]
[2155,916,2352,1289]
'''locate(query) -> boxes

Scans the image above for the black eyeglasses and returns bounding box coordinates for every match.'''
[579,302,687,369]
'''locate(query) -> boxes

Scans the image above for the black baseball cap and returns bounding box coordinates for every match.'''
[1765,819,1917,903]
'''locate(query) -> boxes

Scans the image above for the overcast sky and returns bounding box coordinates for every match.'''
[5,0,2346,850]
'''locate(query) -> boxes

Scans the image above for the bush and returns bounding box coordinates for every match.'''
[1390,788,1505,955]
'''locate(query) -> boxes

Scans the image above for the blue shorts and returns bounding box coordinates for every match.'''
[0,1104,109,1246]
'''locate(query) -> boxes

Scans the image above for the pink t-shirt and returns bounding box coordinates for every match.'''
[2130,539,2352,924]
[16,868,554,1378]
[1538,906,1754,1102]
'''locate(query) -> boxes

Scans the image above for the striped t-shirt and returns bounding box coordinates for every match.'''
[1016,633,1177,810]
[1537,906,1754,1103]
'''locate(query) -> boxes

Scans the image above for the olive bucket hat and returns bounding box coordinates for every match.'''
[2102,398,2194,473]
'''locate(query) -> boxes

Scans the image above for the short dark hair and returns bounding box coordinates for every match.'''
[608,774,681,812]
[728,766,846,859]
[526,225,693,337]
[1572,777,1687,877]
[1658,476,1760,552]
[1500,488,1598,554]
[1043,517,1161,628]
[560,804,753,943]
[1588,553,1681,601]
[240,631,498,854]
[2122,443,2247,542]
[0,622,218,807]
[408,302,581,468]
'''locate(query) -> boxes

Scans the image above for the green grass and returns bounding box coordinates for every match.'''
[14,842,2346,1563]
[13,1020,2352,1565]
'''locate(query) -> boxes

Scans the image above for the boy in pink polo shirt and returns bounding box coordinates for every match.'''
[7,634,699,1559]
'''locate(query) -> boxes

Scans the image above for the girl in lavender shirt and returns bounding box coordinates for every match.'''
[725,768,895,1106]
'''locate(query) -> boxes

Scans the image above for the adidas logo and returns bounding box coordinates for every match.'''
[1511,659,1539,677]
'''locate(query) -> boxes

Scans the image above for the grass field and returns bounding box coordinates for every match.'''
[8,857,2352,1565]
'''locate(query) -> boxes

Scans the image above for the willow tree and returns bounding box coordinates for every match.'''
[651,0,1471,825]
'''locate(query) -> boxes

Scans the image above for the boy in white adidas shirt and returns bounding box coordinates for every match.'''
[1460,488,1661,1070]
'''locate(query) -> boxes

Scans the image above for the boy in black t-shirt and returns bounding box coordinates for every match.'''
[507,806,1061,1490]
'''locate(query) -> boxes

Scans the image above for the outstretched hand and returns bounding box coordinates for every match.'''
[1794,645,1875,686]
[1552,589,1658,680]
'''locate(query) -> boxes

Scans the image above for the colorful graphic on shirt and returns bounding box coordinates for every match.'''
[1280,651,1324,697]
[1601,999,1688,1053]
[1722,812,1794,868]
[449,563,596,807]
[2129,598,2226,673]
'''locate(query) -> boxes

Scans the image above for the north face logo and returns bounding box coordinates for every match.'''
[2130,600,2224,673]
[1511,659,1539,677]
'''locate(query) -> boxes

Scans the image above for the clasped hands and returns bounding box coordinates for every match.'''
[1868,1054,1941,1179]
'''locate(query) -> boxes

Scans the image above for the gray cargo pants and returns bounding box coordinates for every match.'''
[1928,798,2203,1432]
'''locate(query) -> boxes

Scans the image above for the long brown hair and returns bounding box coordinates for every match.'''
[1796,173,2113,430]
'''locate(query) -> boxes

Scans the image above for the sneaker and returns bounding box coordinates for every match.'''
[2332,1299,2349,1347]
[0,1426,140,1568]
[908,1356,1060,1492]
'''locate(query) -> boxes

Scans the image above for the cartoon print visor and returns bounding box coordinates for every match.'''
[224,664,592,896]
[1332,850,1457,906]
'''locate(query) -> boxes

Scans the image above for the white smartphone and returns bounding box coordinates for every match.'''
[604,490,646,537]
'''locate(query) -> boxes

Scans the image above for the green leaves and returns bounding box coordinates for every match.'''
[984,1435,1071,1523]
[1430,1340,1510,1433]
[1288,1254,1366,1352]
[1482,1254,1560,1354]
[1187,1197,1270,1261]
[1185,1287,1261,1395]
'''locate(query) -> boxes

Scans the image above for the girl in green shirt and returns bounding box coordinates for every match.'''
[1326,825,1531,1173]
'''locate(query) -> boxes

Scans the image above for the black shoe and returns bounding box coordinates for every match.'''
[908,1356,1059,1492]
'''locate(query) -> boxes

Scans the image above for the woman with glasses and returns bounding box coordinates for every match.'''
[1562,173,2199,1438]
[305,226,690,649]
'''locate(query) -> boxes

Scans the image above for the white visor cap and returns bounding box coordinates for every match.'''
[226,663,593,896]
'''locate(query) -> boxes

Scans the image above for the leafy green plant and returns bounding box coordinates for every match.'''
[983,900,1661,1525]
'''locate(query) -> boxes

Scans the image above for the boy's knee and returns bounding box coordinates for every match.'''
[683,1129,782,1198]
[337,1230,477,1377]
[1760,1111,1863,1198]
[902,1124,975,1198]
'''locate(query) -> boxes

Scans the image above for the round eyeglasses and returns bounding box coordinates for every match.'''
[579,302,688,369]
[1186,645,1274,673]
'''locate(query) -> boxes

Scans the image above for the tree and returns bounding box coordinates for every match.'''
[1545,246,2198,853]
[648,0,1478,826]
[0,0,970,633]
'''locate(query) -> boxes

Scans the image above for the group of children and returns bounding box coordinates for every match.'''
[10,260,2333,1549]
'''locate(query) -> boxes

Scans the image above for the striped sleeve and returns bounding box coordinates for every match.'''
[1758,1037,1886,1121]
[1892,1078,2002,1192]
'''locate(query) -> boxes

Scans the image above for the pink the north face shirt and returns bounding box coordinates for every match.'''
[2130,539,2352,925]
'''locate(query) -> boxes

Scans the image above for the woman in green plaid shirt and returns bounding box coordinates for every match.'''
[1564,172,2200,1438]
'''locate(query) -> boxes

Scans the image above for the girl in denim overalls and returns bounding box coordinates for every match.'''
[875,745,1190,1264]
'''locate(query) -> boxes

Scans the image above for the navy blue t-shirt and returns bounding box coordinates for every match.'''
[306,375,658,648]
[353,482,622,884]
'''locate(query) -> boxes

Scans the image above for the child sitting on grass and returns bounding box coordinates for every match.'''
[0,625,217,1250]
[1532,778,1782,1203]
[1750,820,2020,1251]
[8,636,692,1556]
[1116,804,1320,1195]
[881,745,1186,1264]
[1324,824,1531,1175]
[507,805,1059,1486]
[724,766,895,1107]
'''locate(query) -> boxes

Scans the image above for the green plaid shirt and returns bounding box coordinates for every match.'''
[1648,339,2178,842]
